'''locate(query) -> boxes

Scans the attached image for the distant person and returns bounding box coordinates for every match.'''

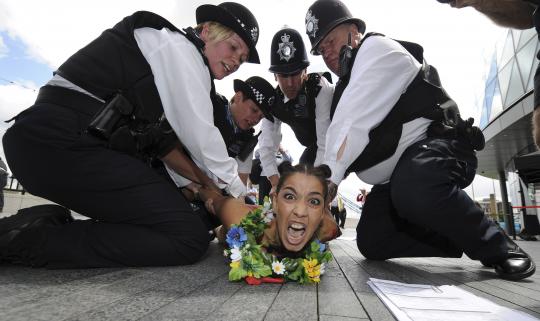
[305,0,534,280]
[330,194,345,228]
[338,196,347,228]
[356,188,368,206]
[0,157,7,212]
[437,0,540,148]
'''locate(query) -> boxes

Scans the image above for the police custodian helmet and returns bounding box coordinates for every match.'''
[269,27,310,75]
[196,2,261,63]
[305,0,366,55]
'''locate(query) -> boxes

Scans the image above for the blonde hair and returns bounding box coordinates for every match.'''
[195,21,235,43]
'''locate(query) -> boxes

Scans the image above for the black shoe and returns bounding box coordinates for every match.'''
[0,204,73,258]
[492,235,536,281]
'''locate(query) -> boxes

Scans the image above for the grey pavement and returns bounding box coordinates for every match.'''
[0,226,539,320]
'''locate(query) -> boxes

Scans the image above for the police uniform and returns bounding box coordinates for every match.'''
[306,0,535,280]
[258,27,333,181]
[1,3,260,268]
[167,76,275,188]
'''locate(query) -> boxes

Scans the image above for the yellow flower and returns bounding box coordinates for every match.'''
[230,261,240,269]
[302,258,321,282]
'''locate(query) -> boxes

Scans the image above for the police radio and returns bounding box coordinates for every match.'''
[337,32,353,77]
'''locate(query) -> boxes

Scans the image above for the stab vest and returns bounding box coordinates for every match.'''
[212,93,258,161]
[331,33,452,174]
[56,11,210,159]
[271,73,327,148]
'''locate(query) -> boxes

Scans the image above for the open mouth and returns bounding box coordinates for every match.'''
[223,62,231,73]
[286,222,306,245]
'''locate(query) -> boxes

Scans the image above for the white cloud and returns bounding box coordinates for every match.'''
[0,0,509,200]
[0,35,7,58]
[0,84,38,172]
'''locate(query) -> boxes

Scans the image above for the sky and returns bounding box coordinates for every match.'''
[0,0,514,207]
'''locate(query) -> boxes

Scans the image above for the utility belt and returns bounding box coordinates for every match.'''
[35,85,103,117]
[426,102,485,151]
[33,86,177,162]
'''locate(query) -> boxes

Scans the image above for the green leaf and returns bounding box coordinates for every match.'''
[229,265,248,281]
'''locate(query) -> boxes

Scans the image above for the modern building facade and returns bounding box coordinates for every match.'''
[476,27,540,236]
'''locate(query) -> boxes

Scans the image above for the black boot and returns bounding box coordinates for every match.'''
[0,204,74,263]
[482,228,536,281]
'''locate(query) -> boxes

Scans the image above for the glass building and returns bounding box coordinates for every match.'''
[476,27,540,237]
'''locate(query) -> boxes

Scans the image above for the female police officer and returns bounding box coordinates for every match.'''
[0,2,261,268]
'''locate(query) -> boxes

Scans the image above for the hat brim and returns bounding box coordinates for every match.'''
[196,4,260,63]
[310,17,366,55]
[269,61,310,75]
[233,79,274,122]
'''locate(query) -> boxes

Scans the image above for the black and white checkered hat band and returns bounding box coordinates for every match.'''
[249,85,264,105]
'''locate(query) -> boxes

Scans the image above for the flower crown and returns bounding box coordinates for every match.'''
[224,200,333,285]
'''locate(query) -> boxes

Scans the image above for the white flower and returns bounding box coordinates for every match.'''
[262,210,274,224]
[320,263,326,275]
[223,249,229,257]
[272,261,285,275]
[230,247,242,262]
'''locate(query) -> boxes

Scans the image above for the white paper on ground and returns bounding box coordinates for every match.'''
[367,278,539,321]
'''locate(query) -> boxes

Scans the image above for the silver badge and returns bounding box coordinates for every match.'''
[251,27,258,43]
[277,33,296,62]
[305,10,319,39]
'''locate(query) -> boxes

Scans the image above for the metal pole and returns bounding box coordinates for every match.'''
[498,171,516,239]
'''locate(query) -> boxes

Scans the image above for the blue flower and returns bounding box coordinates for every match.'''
[315,239,326,253]
[226,226,247,248]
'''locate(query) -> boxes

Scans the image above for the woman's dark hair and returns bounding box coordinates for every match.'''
[276,161,332,200]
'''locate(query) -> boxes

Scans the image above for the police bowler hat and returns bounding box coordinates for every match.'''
[269,27,310,75]
[305,0,366,55]
[196,2,260,63]
[234,76,276,121]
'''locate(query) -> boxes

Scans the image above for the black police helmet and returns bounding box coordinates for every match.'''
[196,2,260,63]
[305,0,366,55]
[269,27,310,75]
[233,76,276,121]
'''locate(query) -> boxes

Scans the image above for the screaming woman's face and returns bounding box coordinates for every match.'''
[272,173,326,252]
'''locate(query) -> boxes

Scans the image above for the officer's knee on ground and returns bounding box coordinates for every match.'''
[356,230,388,261]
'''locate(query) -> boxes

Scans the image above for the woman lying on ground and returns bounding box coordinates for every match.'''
[199,161,341,284]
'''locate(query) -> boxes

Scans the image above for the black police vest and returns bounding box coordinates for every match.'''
[212,93,258,162]
[331,33,450,174]
[56,11,208,159]
[271,73,324,148]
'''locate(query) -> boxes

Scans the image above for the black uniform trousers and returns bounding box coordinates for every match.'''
[299,144,317,165]
[356,137,508,264]
[3,86,210,268]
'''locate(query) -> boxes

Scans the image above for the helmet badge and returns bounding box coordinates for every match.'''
[277,33,296,62]
[305,10,319,39]
[251,26,258,42]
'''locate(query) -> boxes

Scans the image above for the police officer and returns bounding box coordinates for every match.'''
[436,0,540,149]
[306,0,535,280]
[1,3,261,268]
[258,27,333,197]
[169,76,275,198]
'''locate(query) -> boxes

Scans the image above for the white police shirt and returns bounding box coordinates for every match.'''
[258,76,333,178]
[325,36,432,185]
[135,27,245,197]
